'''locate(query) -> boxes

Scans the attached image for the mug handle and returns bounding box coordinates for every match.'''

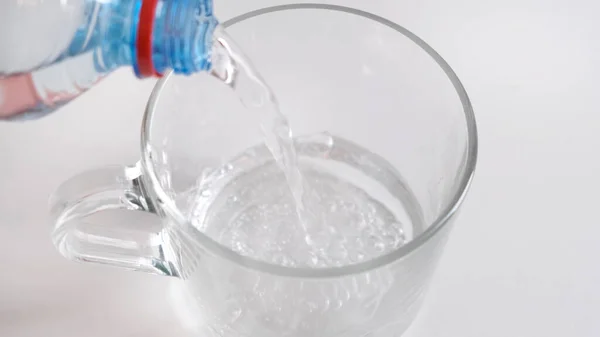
[49,163,181,277]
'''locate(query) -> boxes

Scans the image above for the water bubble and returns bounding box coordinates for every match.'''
[373,241,386,253]
[309,252,320,267]
[348,250,366,263]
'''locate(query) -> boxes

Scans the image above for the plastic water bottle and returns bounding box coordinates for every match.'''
[0,0,217,120]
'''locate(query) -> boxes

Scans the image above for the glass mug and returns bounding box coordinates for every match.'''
[50,4,477,337]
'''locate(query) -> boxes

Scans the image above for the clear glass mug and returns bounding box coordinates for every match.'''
[50,4,477,337]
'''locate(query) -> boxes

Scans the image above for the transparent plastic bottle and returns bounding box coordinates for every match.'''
[0,0,217,120]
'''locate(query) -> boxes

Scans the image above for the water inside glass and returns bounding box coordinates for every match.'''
[184,26,424,268]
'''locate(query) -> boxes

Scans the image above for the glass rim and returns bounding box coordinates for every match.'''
[141,3,478,279]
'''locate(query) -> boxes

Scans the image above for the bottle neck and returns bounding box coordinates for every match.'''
[146,0,218,76]
[89,0,217,77]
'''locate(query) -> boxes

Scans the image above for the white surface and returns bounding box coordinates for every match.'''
[1,0,599,336]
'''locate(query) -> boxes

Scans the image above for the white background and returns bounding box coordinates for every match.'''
[1,0,599,336]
